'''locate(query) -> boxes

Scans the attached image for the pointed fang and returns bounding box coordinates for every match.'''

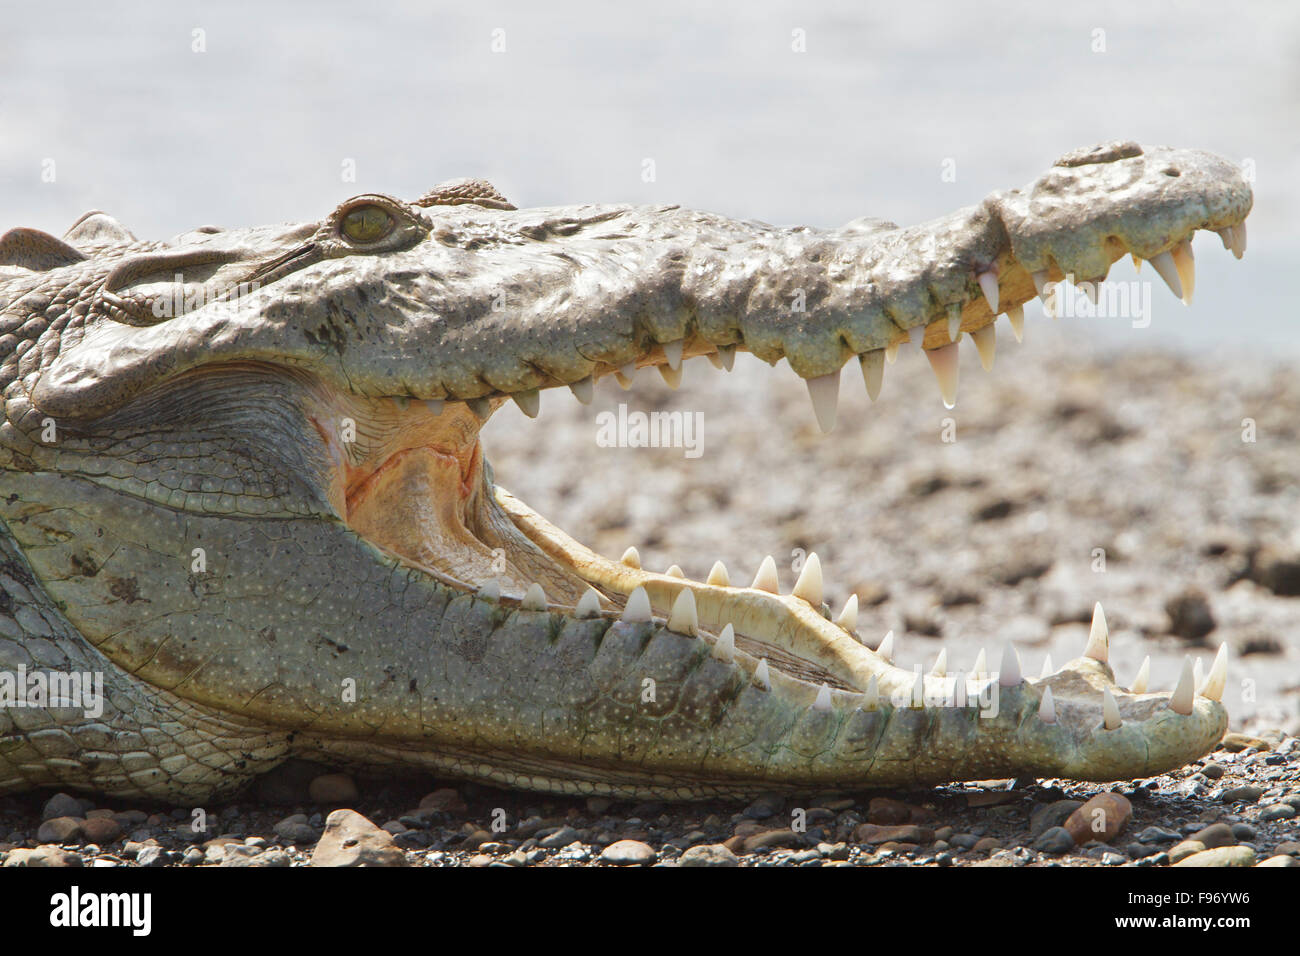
[971,324,996,372]
[620,546,641,569]
[806,370,840,433]
[1203,643,1227,701]
[930,648,948,677]
[754,658,771,690]
[1131,656,1150,694]
[521,582,548,611]
[1169,656,1196,715]
[812,684,832,712]
[622,586,652,623]
[1148,250,1184,302]
[862,674,879,710]
[1084,602,1109,663]
[1103,689,1122,730]
[667,588,698,635]
[1040,653,1054,679]
[712,622,735,662]
[860,350,884,401]
[665,564,685,578]
[999,644,1021,687]
[658,364,683,389]
[926,343,959,409]
[876,630,895,662]
[836,594,859,632]
[1039,686,1057,724]
[792,552,823,606]
[1170,239,1195,305]
[570,376,595,404]
[751,555,779,593]
[977,269,999,314]
[1006,304,1024,343]
[707,561,730,587]
[512,389,540,418]
[575,587,603,618]
[717,345,736,370]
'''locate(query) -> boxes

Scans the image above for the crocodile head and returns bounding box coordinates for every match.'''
[0,143,1250,799]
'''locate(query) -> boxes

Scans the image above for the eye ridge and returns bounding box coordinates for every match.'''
[340,204,396,243]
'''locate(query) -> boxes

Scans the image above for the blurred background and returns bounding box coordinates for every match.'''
[2,3,1297,728]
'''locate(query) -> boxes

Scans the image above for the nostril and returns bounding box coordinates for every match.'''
[1163,167,1181,177]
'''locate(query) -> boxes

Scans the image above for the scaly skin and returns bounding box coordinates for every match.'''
[0,142,1249,801]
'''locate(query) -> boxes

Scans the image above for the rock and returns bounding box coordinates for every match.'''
[1064,793,1132,845]
[586,796,614,816]
[1137,825,1181,844]
[1165,589,1215,640]
[1173,846,1257,868]
[538,826,581,849]
[3,845,83,867]
[1033,827,1075,855]
[1273,841,1300,856]
[743,828,802,853]
[1248,545,1300,597]
[40,792,84,821]
[310,809,407,867]
[1220,732,1271,753]
[866,797,914,825]
[817,842,850,860]
[854,824,934,846]
[418,788,467,815]
[1259,803,1296,822]
[1220,785,1264,804]
[679,843,740,867]
[742,793,784,820]
[599,840,656,866]
[308,773,359,805]
[972,837,1001,853]
[972,849,1027,867]
[1190,823,1237,849]
[80,816,123,845]
[1030,799,1083,837]
[253,758,329,805]
[1169,840,1208,864]
[1201,762,1225,779]
[1258,855,1299,867]
[949,833,980,850]
[36,816,85,844]
[135,845,167,867]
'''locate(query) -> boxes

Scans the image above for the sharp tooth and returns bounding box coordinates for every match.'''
[478,579,501,602]
[1202,643,1227,701]
[1031,269,1050,299]
[861,674,879,710]
[1131,253,1142,273]
[954,670,968,708]
[658,364,683,389]
[885,333,907,364]
[512,389,541,418]
[751,555,780,593]
[1170,239,1195,304]
[754,658,771,690]
[712,622,736,662]
[977,269,999,314]
[1039,686,1057,724]
[805,370,840,433]
[971,324,996,372]
[1169,656,1195,715]
[615,362,637,389]
[791,552,823,606]
[621,586,652,623]
[998,644,1022,687]
[1006,304,1024,343]
[876,630,895,662]
[521,582,548,611]
[575,587,603,618]
[1080,279,1099,305]
[425,399,445,415]
[859,350,884,401]
[1131,656,1150,694]
[707,561,730,587]
[1084,602,1109,663]
[665,564,685,578]
[706,352,724,370]
[1217,227,1232,250]
[925,343,960,409]
[620,547,641,569]
[1148,250,1184,302]
[662,339,684,371]
[971,647,988,679]
[1040,653,1054,679]
[947,305,963,343]
[467,397,492,420]
[835,594,859,632]
[1102,688,1122,730]
[717,345,736,370]
[667,588,698,635]
[570,376,595,404]
[812,683,832,712]
[930,648,948,677]
[1232,221,1247,259]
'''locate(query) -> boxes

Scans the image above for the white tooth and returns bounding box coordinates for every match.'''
[665,564,685,578]
[1103,688,1122,730]
[1040,653,1054,679]
[478,579,501,602]
[792,552,823,606]
[947,306,963,343]
[575,587,603,618]
[859,349,884,402]
[911,669,925,707]
[521,582,548,611]
[925,343,960,409]
[1169,656,1195,715]
[706,352,724,370]
[930,648,947,677]
[812,683,832,712]
[1170,239,1195,305]
[1031,269,1050,299]
[620,547,641,569]
[835,594,859,632]
[1006,304,1024,343]
[468,397,492,419]
[1039,686,1057,724]
[861,674,879,710]
[1203,643,1227,701]
[885,333,907,364]
[972,648,988,679]
[662,339,684,371]
[712,622,736,662]
[754,658,771,690]
[615,362,637,389]
[658,364,683,389]
[622,586,652,623]
[998,644,1022,687]
[971,324,996,372]
[1131,656,1150,694]
[977,270,999,314]
[805,370,840,433]
[876,630,895,662]
[1217,227,1232,250]
[667,588,698,635]
[512,389,540,418]
[425,399,445,415]
[1232,221,1247,259]
[1148,250,1184,302]
[1084,602,1109,663]
[751,555,780,593]
[570,376,595,404]
[707,561,730,587]
[717,345,736,371]
[954,671,968,708]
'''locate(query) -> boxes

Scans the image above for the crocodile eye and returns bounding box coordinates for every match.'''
[340,204,395,244]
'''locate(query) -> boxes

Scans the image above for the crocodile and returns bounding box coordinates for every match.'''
[0,141,1250,803]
